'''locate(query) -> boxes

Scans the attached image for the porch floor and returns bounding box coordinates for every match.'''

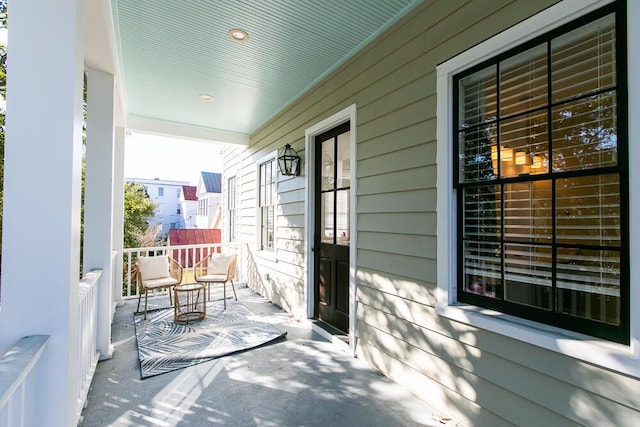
[79,285,457,427]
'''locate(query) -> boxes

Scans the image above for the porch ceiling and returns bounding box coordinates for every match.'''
[108,0,419,140]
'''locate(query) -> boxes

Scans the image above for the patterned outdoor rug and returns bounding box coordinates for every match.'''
[133,299,287,379]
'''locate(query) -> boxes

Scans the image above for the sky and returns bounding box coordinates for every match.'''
[124,132,224,186]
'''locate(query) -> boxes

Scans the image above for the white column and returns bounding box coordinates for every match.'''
[84,67,115,359]
[112,127,126,307]
[0,0,85,425]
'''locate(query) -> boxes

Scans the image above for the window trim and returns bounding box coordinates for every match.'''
[455,6,626,343]
[436,0,640,377]
[227,175,237,242]
[255,151,278,259]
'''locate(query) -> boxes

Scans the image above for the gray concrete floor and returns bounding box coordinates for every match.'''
[79,285,459,427]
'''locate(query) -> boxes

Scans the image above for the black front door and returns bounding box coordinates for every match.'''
[314,122,351,333]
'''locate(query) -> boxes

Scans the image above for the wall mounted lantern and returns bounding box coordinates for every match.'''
[277,144,301,176]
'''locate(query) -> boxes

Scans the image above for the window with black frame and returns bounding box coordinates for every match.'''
[453,4,628,344]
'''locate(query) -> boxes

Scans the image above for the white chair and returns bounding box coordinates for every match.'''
[194,253,238,308]
[135,255,183,318]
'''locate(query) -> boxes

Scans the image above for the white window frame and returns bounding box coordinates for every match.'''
[436,0,640,377]
[227,174,237,242]
[255,151,278,259]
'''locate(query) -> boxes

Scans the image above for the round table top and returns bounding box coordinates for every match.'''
[175,283,204,292]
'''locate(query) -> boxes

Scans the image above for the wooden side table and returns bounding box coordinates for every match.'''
[174,283,206,323]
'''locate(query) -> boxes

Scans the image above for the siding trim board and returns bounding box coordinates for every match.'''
[304,104,358,352]
[436,0,640,378]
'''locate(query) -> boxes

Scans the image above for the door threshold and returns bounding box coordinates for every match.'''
[311,319,350,352]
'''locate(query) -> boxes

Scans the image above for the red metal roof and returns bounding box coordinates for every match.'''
[182,185,198,201]
[167,228,221,267]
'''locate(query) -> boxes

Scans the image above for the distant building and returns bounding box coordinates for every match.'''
[126,177,189,237]
[196,172,222,229]
[179,185,198,229]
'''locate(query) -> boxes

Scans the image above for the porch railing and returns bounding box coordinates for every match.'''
[0,335,49,427]
[76,269,101,421]
[0,268,102,426]
[121,243,246,299]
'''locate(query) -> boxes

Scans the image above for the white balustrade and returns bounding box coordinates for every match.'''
[76,269,101,421]
[0,335,49,427]
[0,270,103,426]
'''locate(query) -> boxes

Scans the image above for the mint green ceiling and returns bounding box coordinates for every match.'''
[112,0,419,136]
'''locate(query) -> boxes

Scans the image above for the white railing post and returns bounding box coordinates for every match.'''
[111,251,121,311]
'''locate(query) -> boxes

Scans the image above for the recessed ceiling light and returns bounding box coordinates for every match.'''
[228,29,249,42]
[199,94,214,101]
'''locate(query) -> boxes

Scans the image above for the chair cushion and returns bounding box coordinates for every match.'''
[138,255,171,280]
[196,274,228,282]
[142,277,179,289]
[207,254,234,275]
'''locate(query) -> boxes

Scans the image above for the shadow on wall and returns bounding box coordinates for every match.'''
[353,268,634,426]
[268,277,304,319]
[243,249,306,319]
[244,249,268,297]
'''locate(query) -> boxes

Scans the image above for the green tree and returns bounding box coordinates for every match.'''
[123,182,157,249]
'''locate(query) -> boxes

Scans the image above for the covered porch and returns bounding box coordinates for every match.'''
[3,0,640,426]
